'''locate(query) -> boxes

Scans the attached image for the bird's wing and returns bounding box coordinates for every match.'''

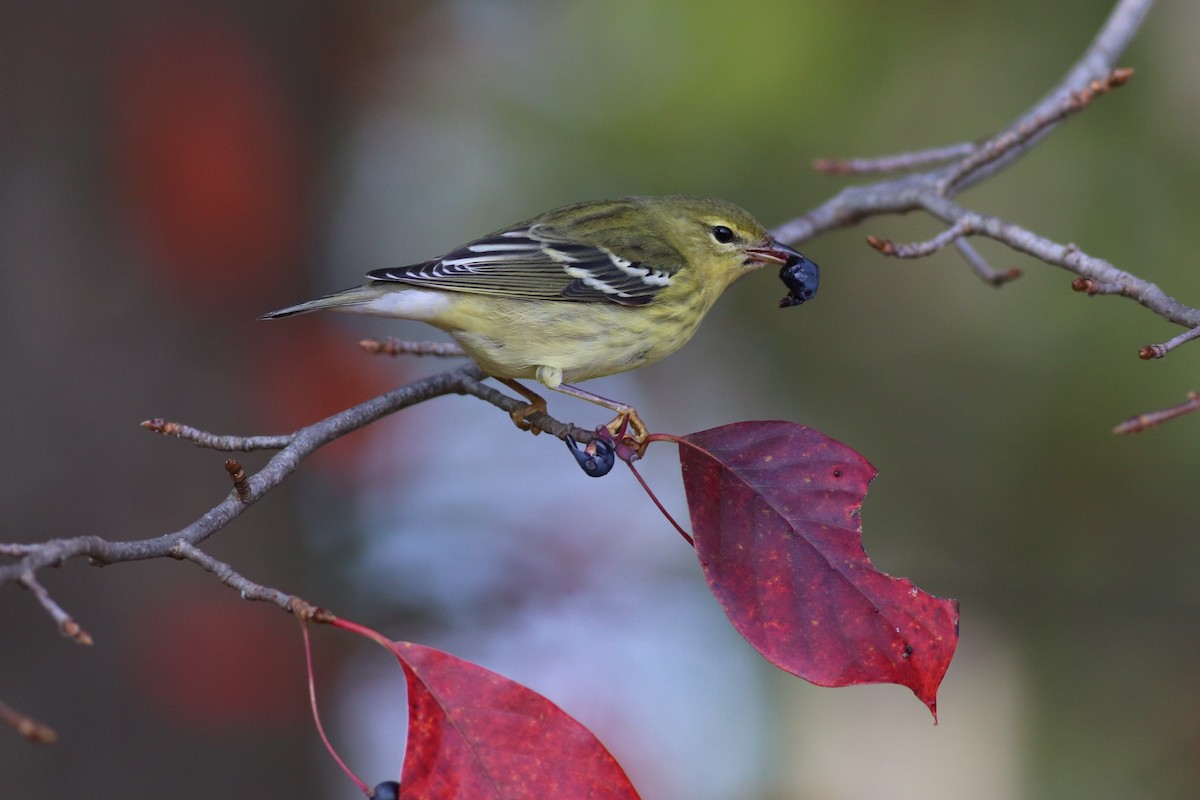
[365,224,680,306]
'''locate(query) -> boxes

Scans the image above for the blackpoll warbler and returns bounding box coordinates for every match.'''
[263,195,818,444]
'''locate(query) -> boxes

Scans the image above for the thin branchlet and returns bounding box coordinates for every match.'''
[1113,391,1200,434]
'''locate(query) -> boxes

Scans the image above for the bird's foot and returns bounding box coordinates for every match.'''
[499,378,547,435]
[605,410,648,460]
[510,397,547,435]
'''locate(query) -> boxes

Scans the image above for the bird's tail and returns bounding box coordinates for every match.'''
[259,286,382,319]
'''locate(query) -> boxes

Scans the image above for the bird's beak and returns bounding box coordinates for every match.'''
[743,238,805,266]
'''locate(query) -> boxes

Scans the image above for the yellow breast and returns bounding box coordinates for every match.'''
[434,291,712,387]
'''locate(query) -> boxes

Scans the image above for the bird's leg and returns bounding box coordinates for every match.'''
[551,383,649,456]
[498,379,546,435]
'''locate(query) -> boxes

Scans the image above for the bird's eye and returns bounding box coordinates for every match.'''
[711,225,735,244]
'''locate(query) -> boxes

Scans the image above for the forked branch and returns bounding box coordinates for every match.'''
[774,0,1196,428]
[0,363,592,639]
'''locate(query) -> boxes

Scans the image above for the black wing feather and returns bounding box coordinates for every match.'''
[365,224,676,306]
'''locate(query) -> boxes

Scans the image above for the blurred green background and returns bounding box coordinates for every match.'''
[2,1,1198,798]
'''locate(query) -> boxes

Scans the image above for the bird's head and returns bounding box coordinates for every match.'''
[648,195,811,296]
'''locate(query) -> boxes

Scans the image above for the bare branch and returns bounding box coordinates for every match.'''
[813,142,977,176]
[224,459,252,502]
[866,218,973,258]
[954,239,1022,287]
[171,542,331,621]
[141,419,292,452]
[1072,277,1128,296]
[360,338,467,358]
[0,699,57,744]
[457,372,588,442]
[946,67,1134,192]
[16,573,92,644]
[1113,391,1200,434]
[1138,327,1200,360]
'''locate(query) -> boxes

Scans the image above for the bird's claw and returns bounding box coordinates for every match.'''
[509,399,547,435]
[605,411,648,460]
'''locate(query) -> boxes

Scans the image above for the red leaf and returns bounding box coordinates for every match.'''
[394,642,641,800]
[676,421,959,718]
